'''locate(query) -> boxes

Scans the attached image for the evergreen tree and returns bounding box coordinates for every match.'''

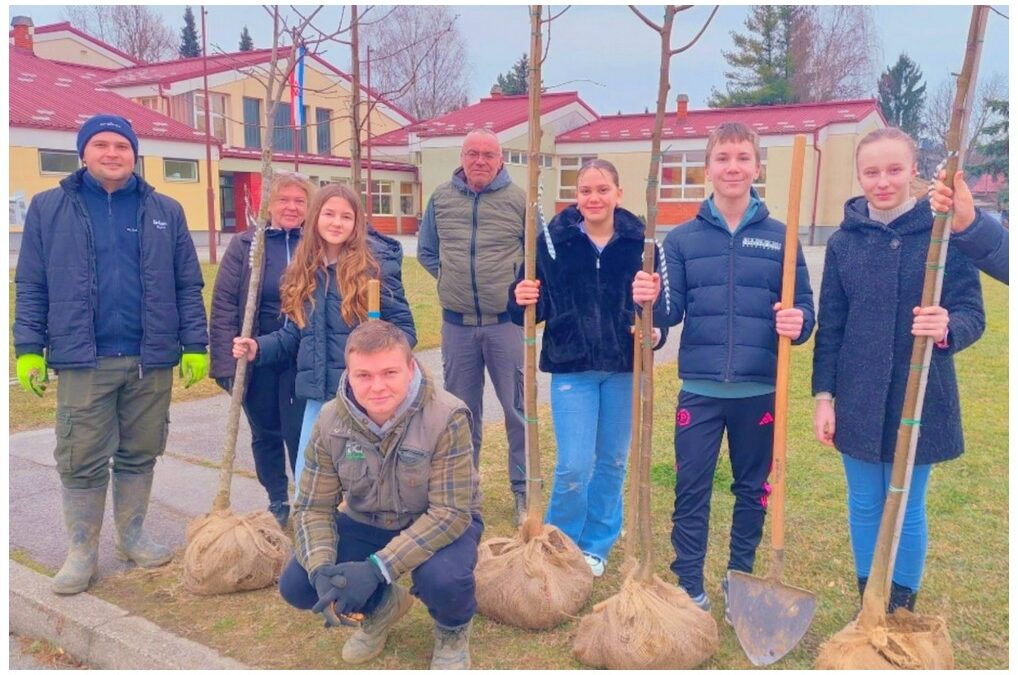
[970,98,1008,193]
[708,6,800,107]
[877,53,927,139]
[495,53,529,95]
[239,26,254,51]
[179,7,200,58]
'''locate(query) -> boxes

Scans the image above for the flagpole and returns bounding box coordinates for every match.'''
[200,5,217,263]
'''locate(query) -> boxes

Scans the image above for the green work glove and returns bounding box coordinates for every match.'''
[16,353,48,397]
[179,352,209,388]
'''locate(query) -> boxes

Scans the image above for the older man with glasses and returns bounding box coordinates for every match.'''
[418,128,528,525]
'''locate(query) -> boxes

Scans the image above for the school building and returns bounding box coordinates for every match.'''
[10,15,887,249]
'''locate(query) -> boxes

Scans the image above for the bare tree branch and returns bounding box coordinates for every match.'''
[629,5,663,33]
[671,6,720,55]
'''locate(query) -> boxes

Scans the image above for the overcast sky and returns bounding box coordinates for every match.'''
[8,4,1009,115]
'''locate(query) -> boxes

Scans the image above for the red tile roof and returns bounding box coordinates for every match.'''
[557,99,882,143]
[98,49,417,125]
[10,21,142,66]
[220,147,416,173]
[370,91,598,146]
[9,47,210,145]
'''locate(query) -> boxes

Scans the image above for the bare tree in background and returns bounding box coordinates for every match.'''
[790,6,876,102]
[362,6,470,119]
[923,72,1007,172]
[64,6,176,63]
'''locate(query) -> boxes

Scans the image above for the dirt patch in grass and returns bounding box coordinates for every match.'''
[15,636,89,669]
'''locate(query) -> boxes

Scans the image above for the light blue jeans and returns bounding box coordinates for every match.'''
[545,371,633,562]
[293,398,325,501]
[841,453,932,591]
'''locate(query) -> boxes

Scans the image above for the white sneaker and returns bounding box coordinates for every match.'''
[583,553,605,577]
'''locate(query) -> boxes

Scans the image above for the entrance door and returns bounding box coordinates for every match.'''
[219,173,236,231]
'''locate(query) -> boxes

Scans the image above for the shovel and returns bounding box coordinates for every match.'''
[728,134,816,666]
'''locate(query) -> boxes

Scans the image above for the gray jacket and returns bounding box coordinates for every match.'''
[418,166,525,322]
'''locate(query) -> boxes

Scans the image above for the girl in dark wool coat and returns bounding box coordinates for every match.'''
[508,159,667,578]
[812,127,985,613]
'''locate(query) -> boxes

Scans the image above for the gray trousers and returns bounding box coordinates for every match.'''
[55,357,172,489]
[440,321,526,495]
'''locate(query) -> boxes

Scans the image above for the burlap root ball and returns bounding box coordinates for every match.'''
[815,610,954,669]
[573,573,720,670]
[183,508,292,595]
[475,524,593,629]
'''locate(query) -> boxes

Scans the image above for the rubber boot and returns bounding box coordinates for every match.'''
[112,472,172,567]
[430,618,472,670]
[888,581,917,613]
[52,485,107,595]
[342,585,415,664]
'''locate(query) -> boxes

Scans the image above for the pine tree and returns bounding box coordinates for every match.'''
[708,6,801,107]
[239,26,254,51]
[179,7,201,58]
[495,53,529,95]
[877,53,926,139]
[970,99,1008,182]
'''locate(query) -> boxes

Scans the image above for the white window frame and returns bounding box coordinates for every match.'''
[659,150,706,202]
[557,155,597,201]
[194,92,229,145]
[39,149,80,175]
[399,182,416,216]
[363,180,393,215]
[163,158,199,183]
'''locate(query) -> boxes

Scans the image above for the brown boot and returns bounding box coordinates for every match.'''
[431,618,472,669]
[342,585,415,664]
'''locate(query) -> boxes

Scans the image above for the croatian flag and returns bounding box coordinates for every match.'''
[289,44,305,129]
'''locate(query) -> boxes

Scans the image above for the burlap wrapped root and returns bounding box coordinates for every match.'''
[183,508,292,595]
[815,610,953,669]
[573,573,720,669]
[475,524,593,629]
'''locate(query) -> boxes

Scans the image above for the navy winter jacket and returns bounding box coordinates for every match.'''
[14,168,208,371]
[209,224,301,380]
[654,198,815,385]
[812,196,984,465]
[254,235,416,402]
[507,205,667,373]
[951,209,1008,284]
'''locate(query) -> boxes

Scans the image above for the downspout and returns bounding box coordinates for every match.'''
[809,128,822,246]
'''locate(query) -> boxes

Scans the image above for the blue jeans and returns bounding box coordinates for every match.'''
[293,398,325,501]
[841,453,932,591]
[544,371,632,561]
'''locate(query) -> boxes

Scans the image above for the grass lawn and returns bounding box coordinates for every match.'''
[8,257,442,433]
[16,275,1006,669]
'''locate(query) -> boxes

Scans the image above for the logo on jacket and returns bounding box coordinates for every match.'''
[742,237,781,252]
[152,219,168,230]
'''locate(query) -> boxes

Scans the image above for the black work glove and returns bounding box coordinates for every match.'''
[312,560,386,616]
[215,376,234,393]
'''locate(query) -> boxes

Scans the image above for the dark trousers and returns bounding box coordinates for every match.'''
[279,513,484,628]
[243,362,305,504]
[670,391,774,597]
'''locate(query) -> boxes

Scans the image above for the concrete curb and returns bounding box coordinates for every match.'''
[9,560,247,670]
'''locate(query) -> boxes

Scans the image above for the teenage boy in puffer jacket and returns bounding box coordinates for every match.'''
[633,122,814,624]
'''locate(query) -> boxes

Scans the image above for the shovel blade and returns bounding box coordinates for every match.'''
[727,570,816,666]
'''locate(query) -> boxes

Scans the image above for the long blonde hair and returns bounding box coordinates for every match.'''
[280,184,380,328]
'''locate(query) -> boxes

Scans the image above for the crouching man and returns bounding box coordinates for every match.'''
[279,320,483,669]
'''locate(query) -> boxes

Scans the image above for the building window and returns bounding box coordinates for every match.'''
[752,148,768,198]
[136,96,161,112]
[503,150,553,167]
[273,103,309,153]
[164,158,199,182]
[659,150,706,201]
[194,92,228,144]
[243,97,261,149]
[363,180,393,215]
[316,107,332,155]
[39,150,80,175]
[399,182,416,216]
[558,155,597,201]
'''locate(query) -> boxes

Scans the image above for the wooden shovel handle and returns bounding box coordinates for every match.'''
[769,135,806,574]
[367,280,380,319]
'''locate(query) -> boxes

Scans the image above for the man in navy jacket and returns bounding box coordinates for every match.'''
[14,114,209,595]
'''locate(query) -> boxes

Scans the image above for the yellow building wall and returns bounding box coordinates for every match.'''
[211,65,404,158]
[10,146,69,214]
[141,156,217,231]
[30,36,125,69]
[420,146,463,203]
